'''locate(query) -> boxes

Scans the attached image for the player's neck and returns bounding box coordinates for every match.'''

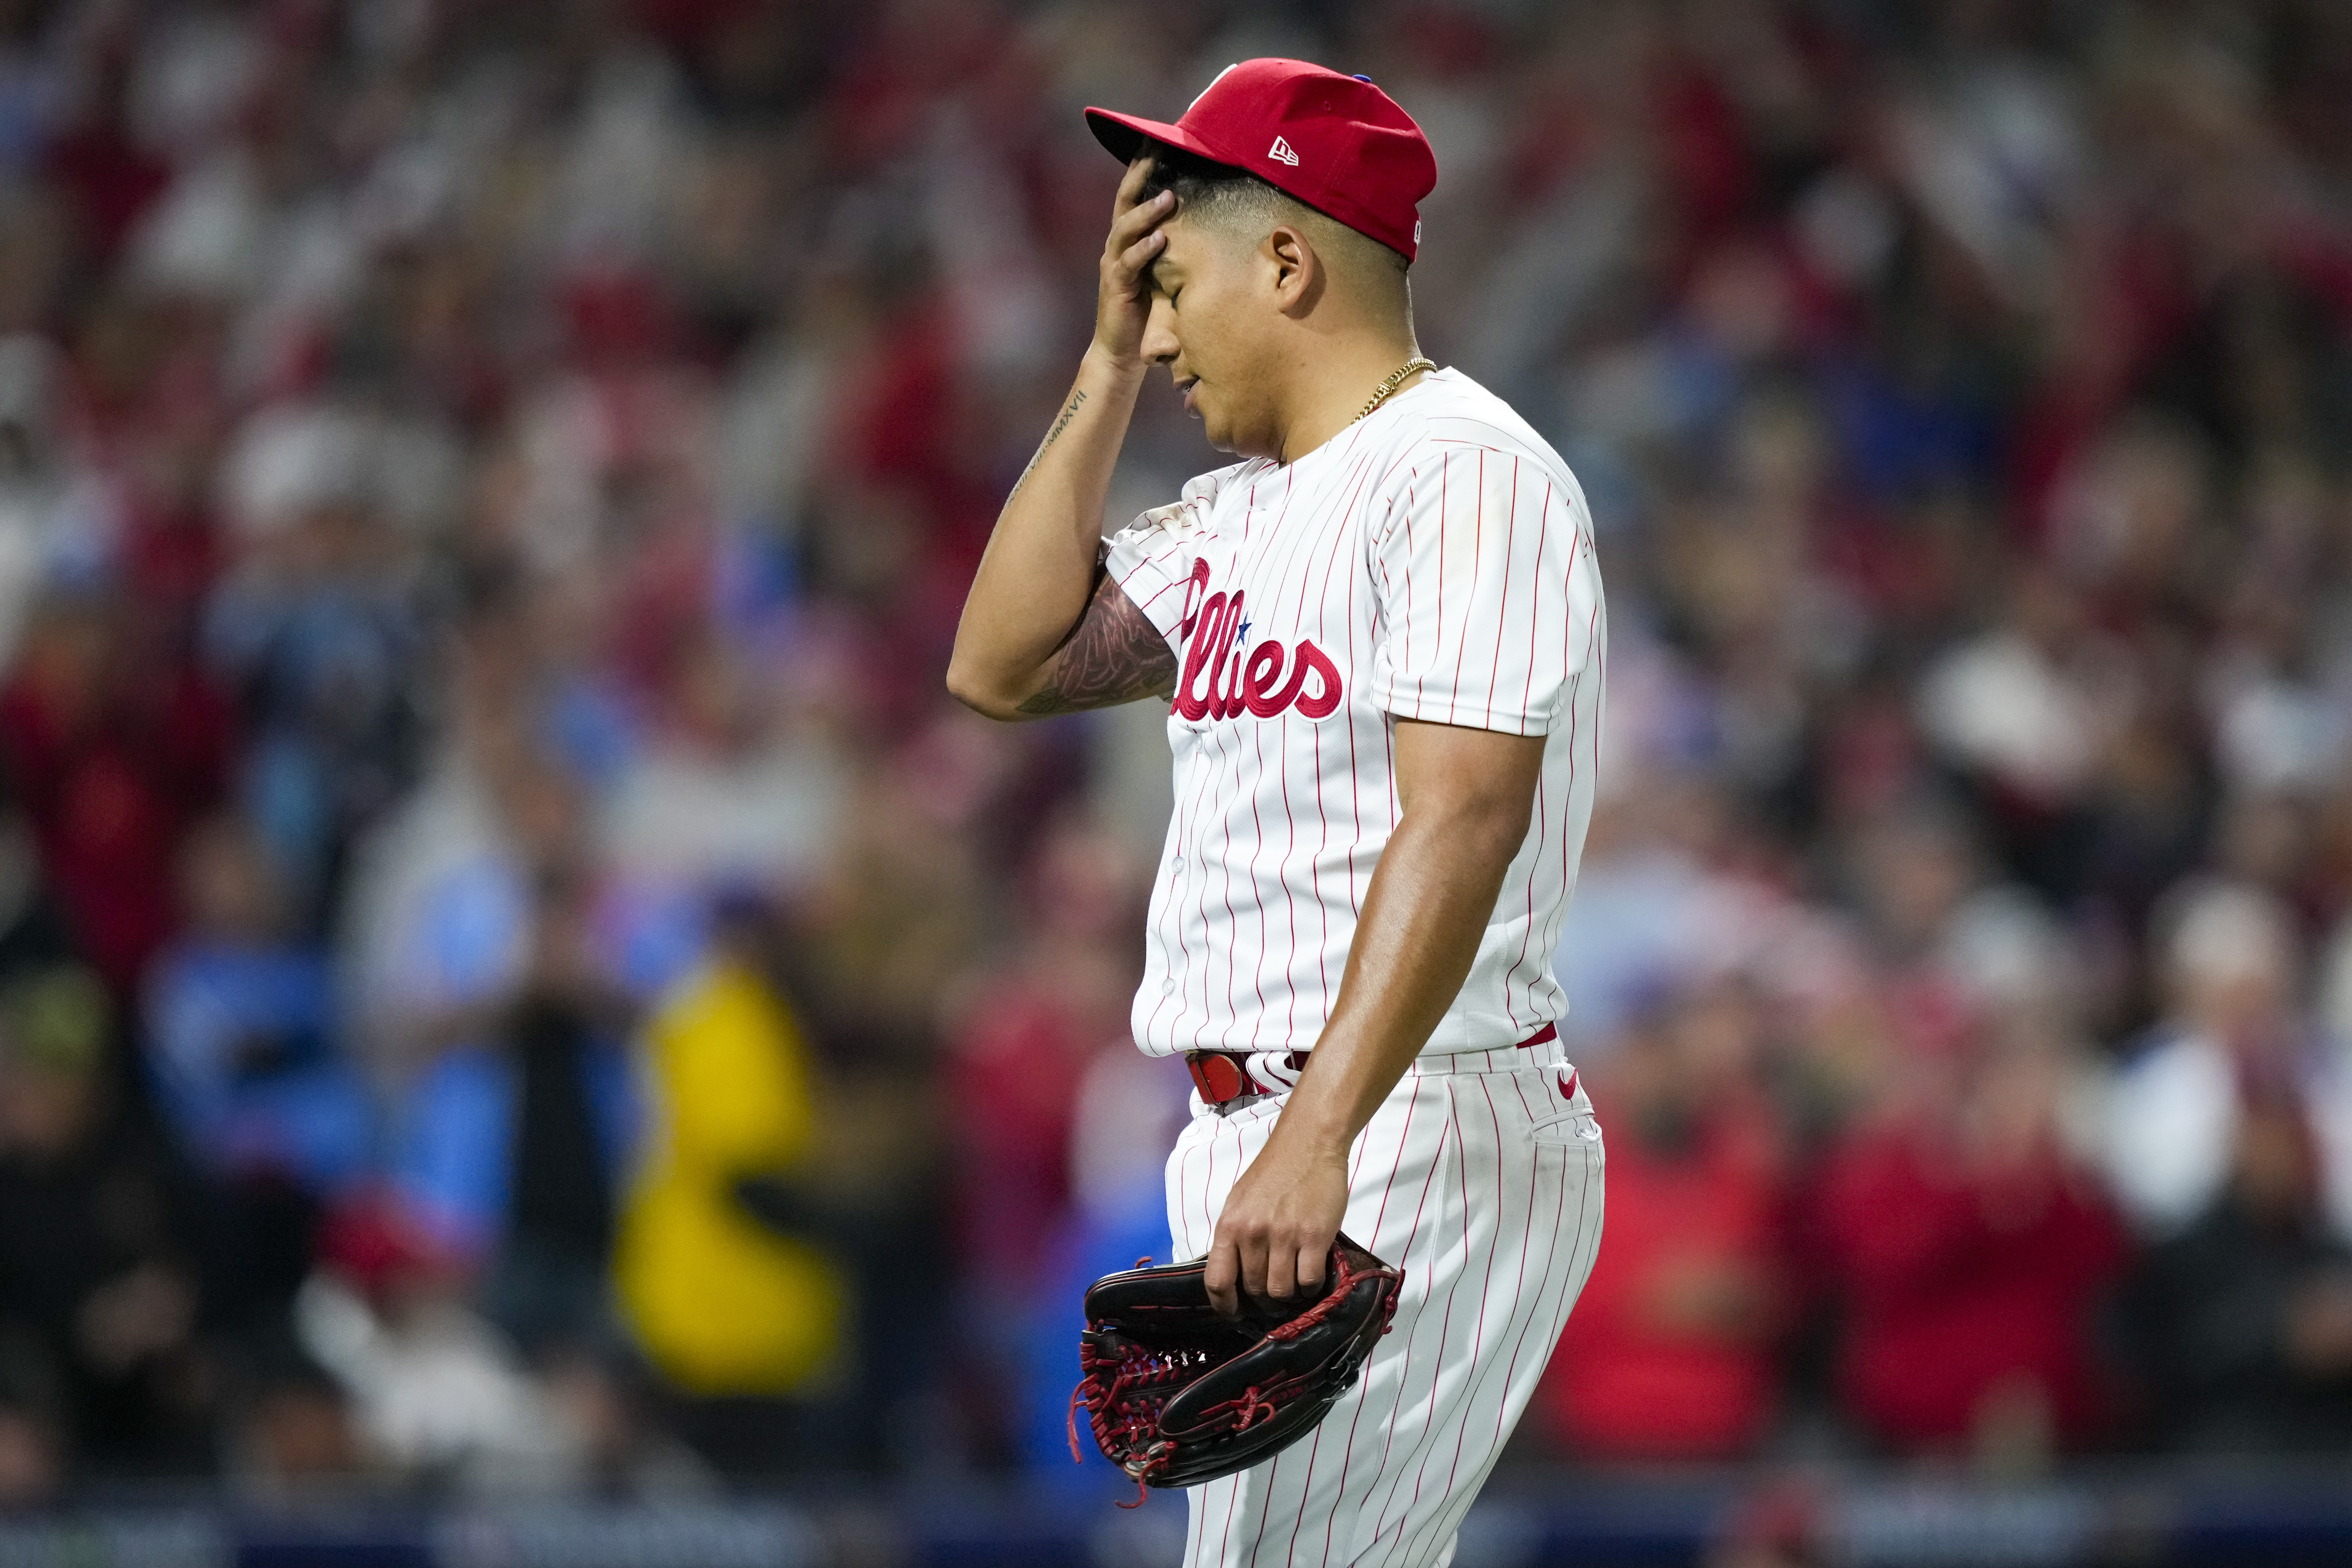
[1274,333,1429,465]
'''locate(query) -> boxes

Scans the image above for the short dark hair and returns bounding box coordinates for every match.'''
[1138,143,1294,229]
[1139,141,1409,272]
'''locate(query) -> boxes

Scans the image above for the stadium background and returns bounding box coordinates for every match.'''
[0,0,2349,1563]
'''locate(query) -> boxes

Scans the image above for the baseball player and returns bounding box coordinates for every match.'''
[948,59,1606,1567]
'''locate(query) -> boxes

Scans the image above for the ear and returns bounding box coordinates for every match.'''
[1263,224,1325,317]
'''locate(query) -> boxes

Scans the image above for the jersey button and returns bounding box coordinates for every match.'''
[1172,856,1185,874]
[1162,977,1177,994]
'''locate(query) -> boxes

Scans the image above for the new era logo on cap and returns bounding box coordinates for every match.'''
[1083,58,1439,262]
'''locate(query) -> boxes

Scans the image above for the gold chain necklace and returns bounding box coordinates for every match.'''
[1355,356,1436,423]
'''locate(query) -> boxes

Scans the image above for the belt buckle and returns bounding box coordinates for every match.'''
[1186,1051,1265,1115]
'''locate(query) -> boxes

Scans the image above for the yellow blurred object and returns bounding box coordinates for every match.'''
[614,957,845,1394]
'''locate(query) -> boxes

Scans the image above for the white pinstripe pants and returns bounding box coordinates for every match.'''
[1165,1038,1605,1568]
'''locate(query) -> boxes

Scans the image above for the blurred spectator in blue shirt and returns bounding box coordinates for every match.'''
[206,407,429,927]
[145,811,370,1205]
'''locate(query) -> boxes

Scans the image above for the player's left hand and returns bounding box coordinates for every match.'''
[1203,1131,1350,1317]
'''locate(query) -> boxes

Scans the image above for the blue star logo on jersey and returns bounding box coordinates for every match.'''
[1235,617,1251,645]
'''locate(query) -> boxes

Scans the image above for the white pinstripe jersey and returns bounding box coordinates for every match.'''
[1105,368,1607,1058]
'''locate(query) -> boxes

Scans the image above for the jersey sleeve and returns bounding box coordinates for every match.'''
[1369,444,1599,736]
[1101,463,1245,645]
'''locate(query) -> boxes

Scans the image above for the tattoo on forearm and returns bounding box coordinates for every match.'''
[1007,388,1089,503]
[1018,566,1177,715]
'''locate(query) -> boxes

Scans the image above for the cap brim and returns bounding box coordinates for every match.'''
[1084,107,1240,171]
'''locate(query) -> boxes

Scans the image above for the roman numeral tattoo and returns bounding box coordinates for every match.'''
[1007,388,1089,504]
[1018,552,1178,715]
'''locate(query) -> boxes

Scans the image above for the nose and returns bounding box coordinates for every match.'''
[1142,295,1180,367]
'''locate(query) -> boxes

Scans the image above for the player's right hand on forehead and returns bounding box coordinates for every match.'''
[1095,153,1173,373]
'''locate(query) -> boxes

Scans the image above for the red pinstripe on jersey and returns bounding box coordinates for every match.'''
[1103,368,1607,1059]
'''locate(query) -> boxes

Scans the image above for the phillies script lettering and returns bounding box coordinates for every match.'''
[1173,559,1343,722]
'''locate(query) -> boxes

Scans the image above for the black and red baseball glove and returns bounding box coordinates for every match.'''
[1071,1233,1403,1497]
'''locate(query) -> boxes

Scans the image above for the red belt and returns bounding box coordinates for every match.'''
[1185,1023,1558,1107]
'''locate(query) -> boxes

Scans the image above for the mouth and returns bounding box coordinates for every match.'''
[1176,376,1200,417]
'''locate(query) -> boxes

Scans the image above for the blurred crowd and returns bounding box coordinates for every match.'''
[0,0,2348,1510]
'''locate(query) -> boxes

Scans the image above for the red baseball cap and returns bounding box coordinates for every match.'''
[1086,59,1438,262]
